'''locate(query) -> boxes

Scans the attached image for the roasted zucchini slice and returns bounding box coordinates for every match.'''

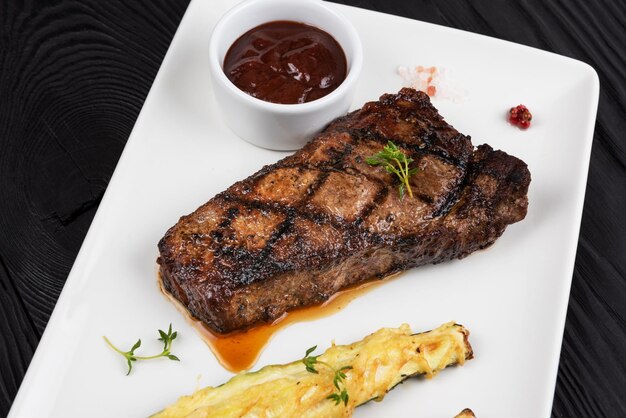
[153,322,473,418]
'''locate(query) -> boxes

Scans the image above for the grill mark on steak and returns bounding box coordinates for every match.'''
[355,179,391,225]
[349,129,465,168]
[158,88,531,333]
[430,165,472,218]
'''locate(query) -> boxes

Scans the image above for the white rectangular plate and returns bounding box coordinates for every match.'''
[10,1,599,417]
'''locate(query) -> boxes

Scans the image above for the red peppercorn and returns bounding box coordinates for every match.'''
[508,104,532,129]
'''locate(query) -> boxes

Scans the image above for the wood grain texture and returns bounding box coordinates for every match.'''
[1,0,624,417]
[0,0,188,414]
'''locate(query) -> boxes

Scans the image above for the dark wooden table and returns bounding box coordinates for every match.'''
[1,1,624,416]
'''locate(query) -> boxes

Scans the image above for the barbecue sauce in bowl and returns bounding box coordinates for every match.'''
[223,20,347,104]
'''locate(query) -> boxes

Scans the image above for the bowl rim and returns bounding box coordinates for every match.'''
[208,0,363,114]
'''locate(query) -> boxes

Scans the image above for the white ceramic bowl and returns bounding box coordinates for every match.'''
[209,0,363,150]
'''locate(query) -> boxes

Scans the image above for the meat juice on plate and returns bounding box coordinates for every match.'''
[159,272,392,372]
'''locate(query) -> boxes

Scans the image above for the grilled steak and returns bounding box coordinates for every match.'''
[158,88,530,334]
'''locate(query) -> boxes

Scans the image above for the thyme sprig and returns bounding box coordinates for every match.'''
[302,345,353,406]
[103,323,180,375]
[366,141,418,199]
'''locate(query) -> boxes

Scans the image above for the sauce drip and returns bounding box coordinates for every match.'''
[159,274,394,373]
[223,20,347,104]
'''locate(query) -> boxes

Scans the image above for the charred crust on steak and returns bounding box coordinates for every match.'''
[158,88,531,333]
